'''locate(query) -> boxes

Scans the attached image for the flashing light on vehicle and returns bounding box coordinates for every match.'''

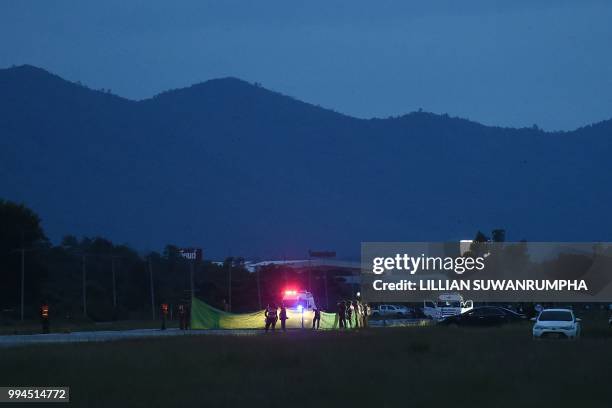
[284,290,297,296]
[297,305,303,312]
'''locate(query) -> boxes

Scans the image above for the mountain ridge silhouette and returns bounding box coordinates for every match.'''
[1,65,611,258]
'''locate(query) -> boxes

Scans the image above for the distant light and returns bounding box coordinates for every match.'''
[284,290,297,296]
[356,292,361,297]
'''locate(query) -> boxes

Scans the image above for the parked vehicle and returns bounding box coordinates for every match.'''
[423,293,473,320]
[371,304,412,318]
[282,290,317,311]
[532,309,581,339]
[439,306,526,326]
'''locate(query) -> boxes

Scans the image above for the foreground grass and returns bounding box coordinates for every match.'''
[1,319,611,408]
[0,319,178,335]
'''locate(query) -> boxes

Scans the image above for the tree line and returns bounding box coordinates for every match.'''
[0,200,354,322]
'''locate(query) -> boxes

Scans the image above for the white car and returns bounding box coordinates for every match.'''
[532,309,581,339]
[371,304,411,318]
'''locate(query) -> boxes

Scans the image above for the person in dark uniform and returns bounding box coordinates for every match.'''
[265,304,278,332]
[40,303,50,334]
[362,303,370,328]
[352,300,360,328]
[338,301,346,329]
[279,304,289,331]
[178,304,186,330]
[346,301,353,328]
[312,307,321,329]
[160,303,169,330]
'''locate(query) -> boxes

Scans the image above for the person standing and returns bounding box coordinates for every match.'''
[358,301,365,327]
[346,301,353,328]
[160,303,169,330]
[279,304,289,331]
[352,300,360,328]
[362,302,369,328]
[40,303,50,334]
[265,304,278,332]
[312,308,321,329]
[178,304,186,330]
[338,301,346,329]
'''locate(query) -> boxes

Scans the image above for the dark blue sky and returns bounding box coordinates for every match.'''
[2,0,611,130]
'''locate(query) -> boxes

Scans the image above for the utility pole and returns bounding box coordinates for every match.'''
[324,270,329,310]
[111,256,117,310]
[227,260,232,312]
[82,254,87,318]
[256,267,262,309]
[20,248,25,321]
[148,257,155,320]
[308,251,312,293]
[308,257,312,293]
[190,260,195,299]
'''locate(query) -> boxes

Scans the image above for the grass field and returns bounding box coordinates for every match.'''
[1,315,611,408]
[0,319,179,335]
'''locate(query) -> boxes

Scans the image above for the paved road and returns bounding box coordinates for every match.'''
[0,328,264,348]
[0,319,433,348]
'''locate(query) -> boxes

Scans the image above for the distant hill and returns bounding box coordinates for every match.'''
[1,65,611,258]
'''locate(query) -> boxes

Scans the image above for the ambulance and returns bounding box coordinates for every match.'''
[281,290,317,312]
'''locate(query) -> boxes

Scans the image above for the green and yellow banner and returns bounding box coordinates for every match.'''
[191,297,359,330]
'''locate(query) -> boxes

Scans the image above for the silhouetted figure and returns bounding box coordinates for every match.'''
[279,304,289,331]
[40,303,50,334]
[338,301,347,329]
[265,304,278,332]
[346,301,353,328]
[160,303,169,330]
[312,308,321,329]
[352,300,360,328]
[178,304,187,330]
[362,303,370,328]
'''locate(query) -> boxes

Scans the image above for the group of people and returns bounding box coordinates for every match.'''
[337,300,370,329]
[264,304,297,332]
[263,300,370,332]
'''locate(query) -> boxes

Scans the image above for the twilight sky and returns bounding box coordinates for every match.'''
[1,0,611,130]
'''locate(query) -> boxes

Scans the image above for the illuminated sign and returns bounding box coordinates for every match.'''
[180,248,202,262]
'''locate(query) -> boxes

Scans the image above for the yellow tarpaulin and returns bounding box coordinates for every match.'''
[191,297,359,330]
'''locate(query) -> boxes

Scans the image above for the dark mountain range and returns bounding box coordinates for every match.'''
[1,65,611,259]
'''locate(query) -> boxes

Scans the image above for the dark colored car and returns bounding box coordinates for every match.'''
[439,306,527,327]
